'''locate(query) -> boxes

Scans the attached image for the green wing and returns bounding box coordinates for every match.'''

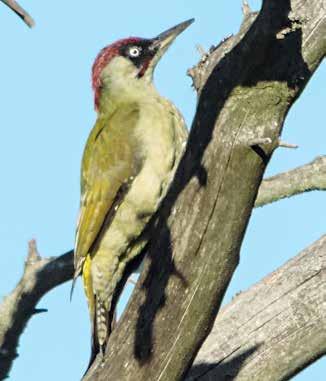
[74,105,141,277]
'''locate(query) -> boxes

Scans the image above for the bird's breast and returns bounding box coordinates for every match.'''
[125,98,186,217]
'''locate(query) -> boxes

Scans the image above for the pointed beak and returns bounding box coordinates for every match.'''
[140,19,194,81]
[150,18,195,53]
[150,19,195,68]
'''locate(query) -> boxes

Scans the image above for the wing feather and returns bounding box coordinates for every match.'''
[74,106,141,277]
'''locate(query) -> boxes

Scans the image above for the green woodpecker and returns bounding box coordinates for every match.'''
[73,19,193,358]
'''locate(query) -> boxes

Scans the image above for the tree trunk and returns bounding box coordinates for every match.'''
[83,0,326,380]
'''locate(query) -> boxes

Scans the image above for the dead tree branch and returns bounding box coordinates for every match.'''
[187,234,326,380]
[83,0,326,380]
[1,0,325,379]
[1,153,325,378]
[0,241,73,380]
[1,0,35,28]
[255,155,326,207]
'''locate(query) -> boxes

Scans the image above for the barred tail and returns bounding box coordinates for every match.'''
[83,258,116,369]
[95,298,109,353]
[83,253,140,369]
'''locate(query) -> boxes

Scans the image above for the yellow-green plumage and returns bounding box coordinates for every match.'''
[75,81,187,352]
[74,20,192,361]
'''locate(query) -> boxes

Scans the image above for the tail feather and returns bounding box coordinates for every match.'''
[83,253,142,370]
[85,296,114,373]
[96,298,109,352]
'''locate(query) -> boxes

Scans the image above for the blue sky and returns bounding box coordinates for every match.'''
[0,1,324,380]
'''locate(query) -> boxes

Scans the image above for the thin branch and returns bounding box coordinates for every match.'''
[256,156,326,207]
[187,234,326,380]
[278,140,298,149]
[242,0,252,17]
[0,241,73,380]
[247,137,272,146]
[1,0,35,28]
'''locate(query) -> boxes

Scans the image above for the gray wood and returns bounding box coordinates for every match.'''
[84,0,326,380]
[2,151,326,379]
[1,0,325,380]
[0,242,73,380]
[187,234,326,380]
[255,156,326,207]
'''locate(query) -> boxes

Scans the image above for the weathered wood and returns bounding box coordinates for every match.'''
[84,0,326,380]
[255,156,326,207]
[2,152,325,379]
[1,0,325,379]
[0,0,35,27]
[0,242,73,380]
[187,234,326,380]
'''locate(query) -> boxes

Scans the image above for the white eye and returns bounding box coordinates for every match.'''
[128,46,142,58]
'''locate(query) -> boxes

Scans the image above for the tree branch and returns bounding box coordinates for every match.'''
[256,155,326,207]
[1,0,325,379]
[84,1,326,380]
[1,153,325,378]
[0,241,73,380]
[1,0,35,28]
[187,233,326,380]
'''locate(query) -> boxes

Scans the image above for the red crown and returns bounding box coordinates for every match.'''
[92,38,141,110]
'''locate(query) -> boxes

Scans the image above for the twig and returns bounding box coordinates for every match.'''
[242,0,251,17]
[26,239,40,263]
[256,156,326,207]
[278,139,299,149]
[1,0,35,28]
[247,137,272,146]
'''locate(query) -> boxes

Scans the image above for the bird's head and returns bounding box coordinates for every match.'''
[92,19,194,110]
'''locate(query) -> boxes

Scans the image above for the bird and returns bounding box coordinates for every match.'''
[73,19,193,361]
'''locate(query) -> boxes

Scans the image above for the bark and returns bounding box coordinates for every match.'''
[0,0,35,27]
[83,1,326,380]
[1,0,325,379]
[1,155,325,379]
[187,234,326,381]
